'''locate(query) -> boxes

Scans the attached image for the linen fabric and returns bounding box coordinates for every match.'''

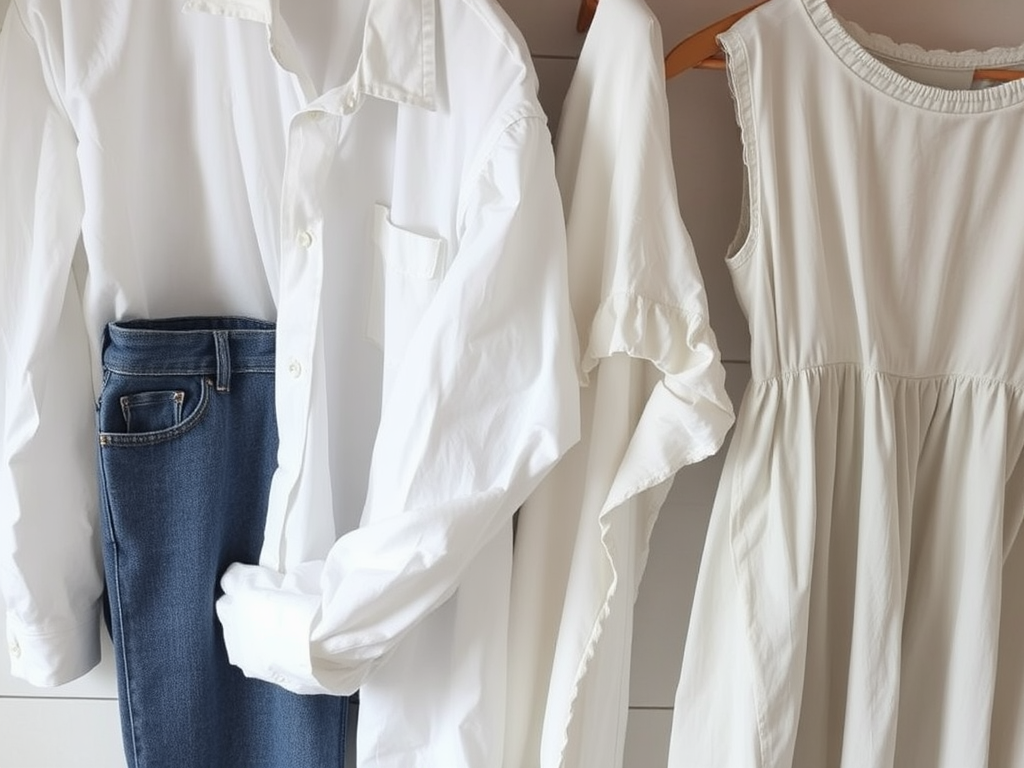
[504,0,734,766]
[0,1,580,765]
[669,1,1024,766]
[97,317,347,768]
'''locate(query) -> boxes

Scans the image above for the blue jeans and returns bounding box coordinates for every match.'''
[97,317,347,768]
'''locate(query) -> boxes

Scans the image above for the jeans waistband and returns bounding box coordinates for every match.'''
[102,317,276,391]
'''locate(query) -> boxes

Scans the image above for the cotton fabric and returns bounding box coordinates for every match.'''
[504,0,733,766]
[669,1,1024,765]
[0,1,579,765]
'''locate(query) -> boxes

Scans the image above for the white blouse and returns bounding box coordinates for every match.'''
[505,0,734,765]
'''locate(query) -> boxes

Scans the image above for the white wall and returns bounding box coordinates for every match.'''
[2,0,1022,765]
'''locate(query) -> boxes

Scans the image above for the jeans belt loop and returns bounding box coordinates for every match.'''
[214,330,231,393]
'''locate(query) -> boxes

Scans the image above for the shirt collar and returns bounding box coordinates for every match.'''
[182,0,437,110]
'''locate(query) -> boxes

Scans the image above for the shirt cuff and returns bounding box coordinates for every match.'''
[5,605,102,687]
[215,561,331,696]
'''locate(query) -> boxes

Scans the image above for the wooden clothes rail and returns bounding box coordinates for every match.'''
[577,0,1024,82]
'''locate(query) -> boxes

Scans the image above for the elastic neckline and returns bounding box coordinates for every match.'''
[801,0,1024,113]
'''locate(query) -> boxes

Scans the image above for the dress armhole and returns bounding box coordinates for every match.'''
[718,28,761,269]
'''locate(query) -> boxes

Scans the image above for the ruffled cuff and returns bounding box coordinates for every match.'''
[583,291,718,379]
[583,291,735,507]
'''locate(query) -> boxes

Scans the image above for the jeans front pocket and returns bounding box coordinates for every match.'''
[99,374,211,447]
[120,390,184,433]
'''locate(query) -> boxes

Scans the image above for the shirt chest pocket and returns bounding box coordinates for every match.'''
[367,204,448,374]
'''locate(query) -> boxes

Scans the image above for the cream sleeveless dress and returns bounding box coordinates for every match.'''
[669,0,1024,766]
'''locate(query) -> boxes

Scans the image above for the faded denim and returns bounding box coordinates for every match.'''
[97,317,347,768]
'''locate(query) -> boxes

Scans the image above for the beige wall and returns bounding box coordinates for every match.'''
[1,0,1022,764]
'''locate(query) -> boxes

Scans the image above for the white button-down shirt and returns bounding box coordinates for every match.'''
[0,0,580,765]
[504,0,734,766]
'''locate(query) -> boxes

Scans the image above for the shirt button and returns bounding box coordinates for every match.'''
[296,230,314,249]
[287,359,302,378]
[344,95,357,110]
[271,672,286,684]
[9,639,21,659]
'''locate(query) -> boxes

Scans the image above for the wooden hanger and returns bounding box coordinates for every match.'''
[576,0,598,33]
[578,0,1024,83]
[663,0,769,78]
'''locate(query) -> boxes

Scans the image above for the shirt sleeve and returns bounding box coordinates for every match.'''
[215,112,581,695]
[0,3,104,686]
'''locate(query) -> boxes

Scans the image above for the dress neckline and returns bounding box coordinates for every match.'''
[800,0,1024,114]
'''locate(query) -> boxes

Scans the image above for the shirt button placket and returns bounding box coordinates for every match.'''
[270,109,331,553]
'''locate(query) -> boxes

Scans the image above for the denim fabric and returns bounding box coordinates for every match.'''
[97,317,347,768]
